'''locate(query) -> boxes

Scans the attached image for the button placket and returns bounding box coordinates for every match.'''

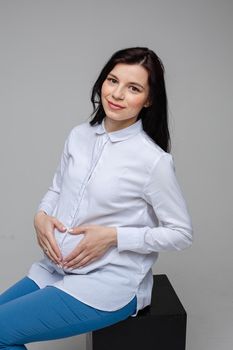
[68,135,109,229]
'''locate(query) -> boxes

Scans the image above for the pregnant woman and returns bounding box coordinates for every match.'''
[0,46,193,349]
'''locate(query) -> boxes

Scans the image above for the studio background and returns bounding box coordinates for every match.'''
[0,1,232,349]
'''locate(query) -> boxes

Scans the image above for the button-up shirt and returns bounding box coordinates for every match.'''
[28,117,193,317]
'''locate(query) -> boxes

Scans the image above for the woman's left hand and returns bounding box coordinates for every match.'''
[62,225,117,269]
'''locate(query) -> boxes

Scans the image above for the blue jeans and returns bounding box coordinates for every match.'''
[0,277,137,350]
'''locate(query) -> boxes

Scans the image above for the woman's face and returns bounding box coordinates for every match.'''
[101,63,150,131]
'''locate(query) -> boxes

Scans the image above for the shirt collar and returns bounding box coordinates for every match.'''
[95,117,143,142]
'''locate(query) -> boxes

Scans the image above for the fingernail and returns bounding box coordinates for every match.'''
[68,228,73,233]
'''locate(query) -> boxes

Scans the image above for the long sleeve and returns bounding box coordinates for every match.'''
[117,153,193,254]
[37,130,72,215]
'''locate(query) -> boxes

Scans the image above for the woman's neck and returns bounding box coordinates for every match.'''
[103,116,138,133]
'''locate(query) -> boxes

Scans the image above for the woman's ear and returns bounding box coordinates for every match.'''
[144,99,152,108]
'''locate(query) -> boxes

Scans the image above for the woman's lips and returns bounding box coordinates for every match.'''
[107,100,125,110]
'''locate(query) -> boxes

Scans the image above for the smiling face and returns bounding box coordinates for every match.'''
[101,63,151,132]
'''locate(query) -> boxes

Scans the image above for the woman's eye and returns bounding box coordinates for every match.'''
[107,77,117,84]
[129,86,140,93]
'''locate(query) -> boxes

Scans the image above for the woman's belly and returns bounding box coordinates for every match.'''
[45,228,149,278]
[52,228,117,275]
[54,228,84,258]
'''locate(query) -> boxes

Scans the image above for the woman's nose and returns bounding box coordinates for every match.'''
[112,86,125,100]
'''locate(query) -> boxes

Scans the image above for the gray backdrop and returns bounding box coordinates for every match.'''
[0,1,232,349]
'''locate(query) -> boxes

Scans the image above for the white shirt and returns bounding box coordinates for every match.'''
[28,117,193,317]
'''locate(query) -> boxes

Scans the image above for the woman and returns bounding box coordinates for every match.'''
[0,47,193,349]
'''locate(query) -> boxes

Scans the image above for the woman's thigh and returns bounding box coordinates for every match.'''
[0,285,137,348]
[0,277,39,305]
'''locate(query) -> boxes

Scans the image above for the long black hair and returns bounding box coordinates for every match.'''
[89,47,170,152]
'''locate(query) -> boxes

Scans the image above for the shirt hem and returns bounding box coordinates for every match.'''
[51,284,138,313]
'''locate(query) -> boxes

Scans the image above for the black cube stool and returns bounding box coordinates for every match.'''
[86,274,187,350]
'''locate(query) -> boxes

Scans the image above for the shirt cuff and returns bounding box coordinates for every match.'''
[37,203,53,216]
[117,227,145,252]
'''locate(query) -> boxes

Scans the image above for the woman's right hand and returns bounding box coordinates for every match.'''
[34,211,67,264]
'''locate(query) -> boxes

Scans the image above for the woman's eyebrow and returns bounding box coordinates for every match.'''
[108,73,145,90]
